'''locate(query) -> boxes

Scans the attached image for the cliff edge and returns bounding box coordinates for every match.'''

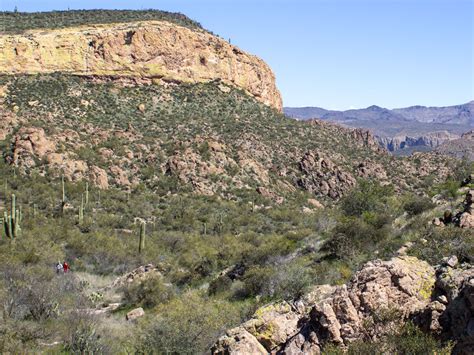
[0,20,282,111]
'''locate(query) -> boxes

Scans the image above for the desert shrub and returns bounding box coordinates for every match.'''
[123,276,176,308]
[137,291,246,354]
[270,262,313,299]
[451,158,474,182]
[323,322,453,354]
[0,320,48,353]
[323,217,391,261]
[209,274,233,296]
[409,226,474,264]
[432,179,461,200]
[386,322,453,354]
[402,194,435,216]
[1,9,205,33]
[63,313,106,354]
[340,180,394,217]
[236,261,312,300]
[240,266,274,299]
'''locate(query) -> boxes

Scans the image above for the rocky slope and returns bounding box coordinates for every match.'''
[0,20,282,111]
[0,73,457,203]
[436,130,474,161]
[213,255,474,354]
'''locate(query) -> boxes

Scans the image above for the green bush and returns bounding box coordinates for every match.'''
[137,291,248,354]
[323,216,392,261]
[123,276,176,308]
[409,226,474,264]
[340,180,394,217]
[402,195,435,216]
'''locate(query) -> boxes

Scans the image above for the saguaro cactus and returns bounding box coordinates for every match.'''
[138,221,146,254]
[85,182,89,207]
[61,175,66,214]
[3,194,21,239]
[78,194,85,224]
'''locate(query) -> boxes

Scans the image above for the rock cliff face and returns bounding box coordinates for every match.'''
[213,256,474,354]
[377,131,459,152]
[0,21,282,111]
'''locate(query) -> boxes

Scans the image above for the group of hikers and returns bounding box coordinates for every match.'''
[55,261,70,274]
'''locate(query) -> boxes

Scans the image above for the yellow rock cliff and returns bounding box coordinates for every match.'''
[0,20,282,111]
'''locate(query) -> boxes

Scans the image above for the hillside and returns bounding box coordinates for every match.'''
[0,74,458,202]
[0,10,472,355]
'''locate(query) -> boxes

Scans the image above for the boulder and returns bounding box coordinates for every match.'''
[126,307,145,321]
[212,328,267,355]
[460,212,474,229]
[307,199,324,209]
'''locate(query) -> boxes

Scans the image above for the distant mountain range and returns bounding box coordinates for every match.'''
[284,101,474,153]
[285,101,474,124]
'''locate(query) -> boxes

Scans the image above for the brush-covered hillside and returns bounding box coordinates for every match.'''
[0,10,472,354]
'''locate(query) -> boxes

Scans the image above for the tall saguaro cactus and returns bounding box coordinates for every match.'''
[138,221,146,254]
[85,182,89,207]
[3,194,21,239]
[78,194,85,224]
[61,175,66,214]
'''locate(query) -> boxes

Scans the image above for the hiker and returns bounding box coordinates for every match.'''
[56,261,63,274]
[63,261,69,273]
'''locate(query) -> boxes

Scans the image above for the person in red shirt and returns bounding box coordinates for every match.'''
[63,261,69,273]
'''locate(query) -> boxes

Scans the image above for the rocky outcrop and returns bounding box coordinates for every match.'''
[355,160,388,181]
[0,107,19,141]
[213,256,437,354]
[108,264,163,289]
[0,21,282,111]
[297,151,356,199]
[418,259,474,354]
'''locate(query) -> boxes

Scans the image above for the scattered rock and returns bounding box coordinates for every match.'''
[432,217,444,227]
[460,212,474,228]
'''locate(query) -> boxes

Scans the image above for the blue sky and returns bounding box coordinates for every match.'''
[1,0,472,109]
